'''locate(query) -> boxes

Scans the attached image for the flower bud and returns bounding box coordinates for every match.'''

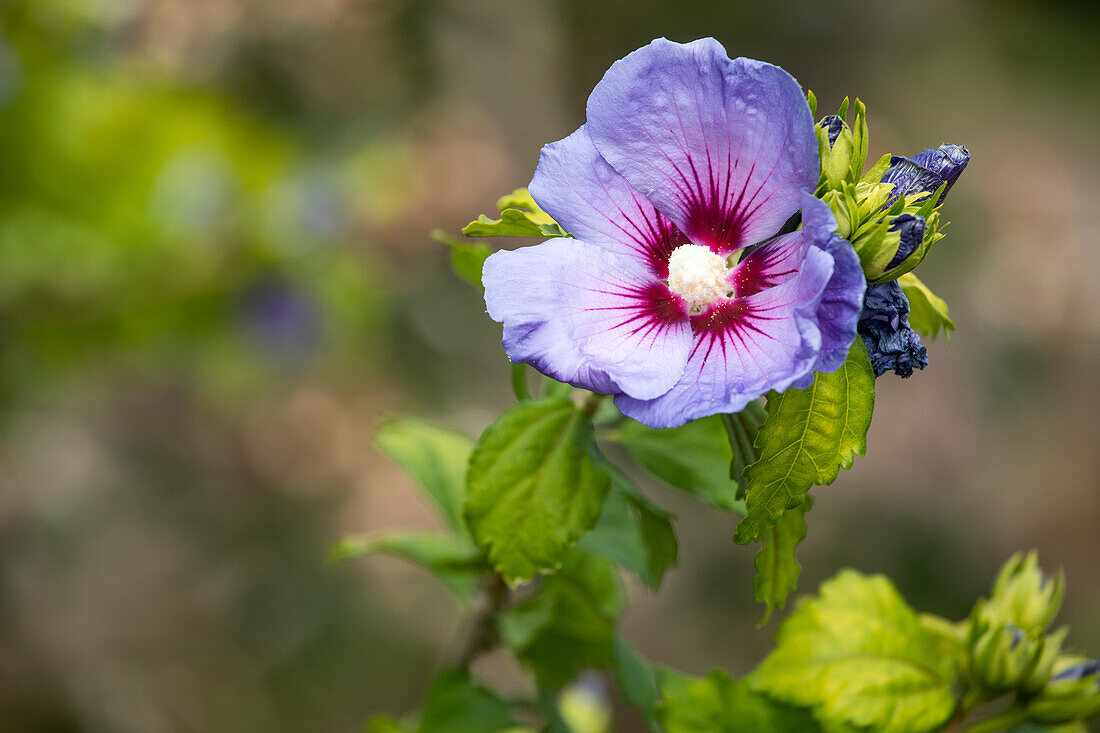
[817,115,855,190]
[970,623,1046,693]
[1025,656,1100,725]
[884,214,927,270]
[880,143,970,206]
[987,552,1065,634]
[1022,627,1069,695]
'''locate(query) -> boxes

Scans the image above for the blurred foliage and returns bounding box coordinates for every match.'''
[0,0,1097,731]
[0,0,388,410]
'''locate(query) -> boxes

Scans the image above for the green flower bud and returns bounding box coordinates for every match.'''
[817,114,855,190]
[1025,656,1100,725]
[987,552,1065,634]
[970,622,1046,693]
[1022,627,1069,695]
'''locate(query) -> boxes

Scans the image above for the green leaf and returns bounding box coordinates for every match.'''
[655,668,821,733]
[899,273,955,341]
[614,635,659,720]
[499,550,623,687]
[578,471,678,590]
[461,188,569,238]
[615,415,743,513]
[464,398,611,584]
[415,668,519,733]
[734,340,875,544]
[431,229,492,291]
[327,531,484,600]
[375,418,473,532]
[750,570,958,733]
[754,496,813,625]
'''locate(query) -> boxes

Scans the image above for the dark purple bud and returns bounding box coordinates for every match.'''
[881,143,970,206]
[912,144,970,194]
[886,213,927,269]
[857,281,929,378]
[1052,659,1100,683]
[818,115,845,149]
[1007,625,1025,650]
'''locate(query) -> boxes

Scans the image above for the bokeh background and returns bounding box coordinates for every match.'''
[1,1,1097,730]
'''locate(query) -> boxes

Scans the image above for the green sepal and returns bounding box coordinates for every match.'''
[815,97,869,192]
[464,397,611,585]
[734,339,874,544]
[860,153,893,185]
[462,188,569,238]
[753,496,813,625]
[899,273,955,340]
[750,570,958,733]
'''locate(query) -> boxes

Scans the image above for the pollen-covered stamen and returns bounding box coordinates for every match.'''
[665,244,734,313]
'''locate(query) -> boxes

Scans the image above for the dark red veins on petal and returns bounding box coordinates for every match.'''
[678,154,757,256]
[731,244,800,298]
[613,199,691,279]
[688,297,781,355]
[586,281,687,332]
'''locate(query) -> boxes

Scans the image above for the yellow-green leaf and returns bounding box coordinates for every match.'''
[734,340,874,544]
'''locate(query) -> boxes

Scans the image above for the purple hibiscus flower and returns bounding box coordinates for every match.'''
[482,38,866,429]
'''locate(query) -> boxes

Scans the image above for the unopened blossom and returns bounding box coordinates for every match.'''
[482,38,866,428]
[882,143,970,206]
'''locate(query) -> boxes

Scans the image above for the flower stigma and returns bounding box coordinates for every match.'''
[665,243,734,313]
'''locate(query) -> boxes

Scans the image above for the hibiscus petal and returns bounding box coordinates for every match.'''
[616,245,835,428]
[483,238,692,399]
[586,37,818,254]
[799,194,865,376]
[529,125,689,278]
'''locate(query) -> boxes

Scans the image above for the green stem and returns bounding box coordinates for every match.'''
[511,363,529,401]
[455,573,510,667]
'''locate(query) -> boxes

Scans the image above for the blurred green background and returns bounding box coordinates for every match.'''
[0,1,1097,731]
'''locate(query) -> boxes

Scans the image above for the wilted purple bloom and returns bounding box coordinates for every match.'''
[881,143,970,205]
[482,38,866,428]
[857,281,928,378]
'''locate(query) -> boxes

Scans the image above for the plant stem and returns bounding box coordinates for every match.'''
[456,573,510,667]
[511,363,529,401]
